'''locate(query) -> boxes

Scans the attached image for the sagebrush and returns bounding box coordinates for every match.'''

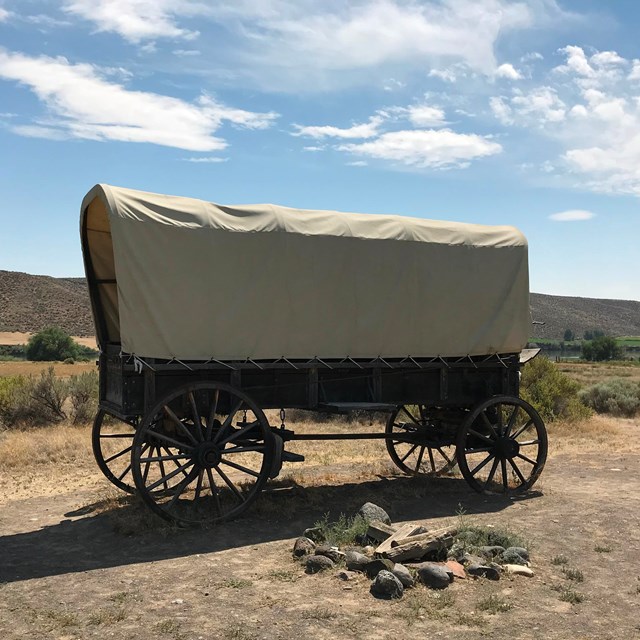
[579,378,640,417]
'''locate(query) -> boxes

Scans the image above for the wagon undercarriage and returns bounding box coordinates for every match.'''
[93,351,547,526]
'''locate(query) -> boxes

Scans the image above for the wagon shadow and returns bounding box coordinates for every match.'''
[0,475,541,584]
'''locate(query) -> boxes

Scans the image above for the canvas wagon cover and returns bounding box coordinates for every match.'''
[81,184,530,361]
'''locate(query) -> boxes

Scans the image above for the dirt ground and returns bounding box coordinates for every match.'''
[1,414,639,640]
[0,332,97,349]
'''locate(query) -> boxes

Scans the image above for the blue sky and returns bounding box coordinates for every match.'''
[0,0,638,300]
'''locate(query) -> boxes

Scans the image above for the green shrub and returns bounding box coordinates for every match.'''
[26,327,78,361]
[520,356,591,422]
[68,371,99,424]
[581,336,622,361]
[579,378,640,417]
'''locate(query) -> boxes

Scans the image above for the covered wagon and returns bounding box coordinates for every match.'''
[81,184,546,525]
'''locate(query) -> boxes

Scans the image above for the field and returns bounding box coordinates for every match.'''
[1,361,639,640]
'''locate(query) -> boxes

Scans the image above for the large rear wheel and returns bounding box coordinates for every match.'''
[131,382,275,526]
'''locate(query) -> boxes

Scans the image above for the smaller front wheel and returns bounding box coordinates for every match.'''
[456,396,547,494]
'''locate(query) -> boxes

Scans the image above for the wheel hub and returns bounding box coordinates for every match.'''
[195,442,222,468]
[496,436,519,459]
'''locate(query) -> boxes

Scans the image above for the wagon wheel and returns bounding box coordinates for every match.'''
[92,409,138,493]
[131,382,275,526]
[456,396,547,494]
[385,405,457,476]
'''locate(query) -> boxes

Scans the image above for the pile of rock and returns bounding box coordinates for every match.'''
[292,502,533,600]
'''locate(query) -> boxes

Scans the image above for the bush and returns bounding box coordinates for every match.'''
[26,327,79,361]
[520,356,591,422]
[68,371,99,424]
[579,379,640,417]
[581,336,622,362]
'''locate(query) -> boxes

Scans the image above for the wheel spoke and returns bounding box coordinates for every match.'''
[206,468,223,513]
[146,430,196,452]
[511,419,534,440]
[212,400,244,445]
[214,465,244,503]
[100,433,135,439]
[142,446,154,483]
[104,445,132,464]
[483,457,499,490]
[219,420,259,447]
[194,469,204,501]
[518,439,541,447]
[436,447,454,466]
[116,463,132,482]
[508,458,527,484]
[415,446,425,473]
[400,444,418,463]
[157,453,169,491]
[427,447,436,472]
[165,472,196,511]
[505,406,520,437]
[500,458,508,492]
[481,411,499,438]
[516,452,537,466]
[219,458,261,478]
[468,428,494,444]
[222,445,266,454]
[163,405,199,446]
[495,404,503,435]
[138,453,191,463]
[146,460,193,492]
[469,453,495,477]
[205,389,219,441]
[163,446,192,478]
[464,446,493,454]
[400,406,422,427]
[188,392,204,440]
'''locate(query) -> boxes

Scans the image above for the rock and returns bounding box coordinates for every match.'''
[466,563,500,580]
[345,550,370,572]
[303,527,325,543]
[415,562,452,589]
[444,560,466,580]
[505,546,530,561]
[391,563,415,588]
[292,536,316,558]
[357,502,391,525]
[364,558,395,579]
[447,542,466,563]
[315,545,343,563]
[305,555,334,574]
[337,570,359,581]
[504,564,534,577]
[461,553,485,566]
[370,570,404,599]
[479,545,505,559]
[363,546,375,557]
[501,548,528,565]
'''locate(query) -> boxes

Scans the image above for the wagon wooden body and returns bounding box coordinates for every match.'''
[82,184,547,525]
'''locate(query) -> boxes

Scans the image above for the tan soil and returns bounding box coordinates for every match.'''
[0,331,97,348]
[1,415,639,640]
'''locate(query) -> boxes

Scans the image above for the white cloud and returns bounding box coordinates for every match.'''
[521,51,543,62]
[549,209,595,221]
[303,145,325,152]
[628,60,640,81]
[293,115,383,139]
[0,7,10,22]
[63,0,203,42]
[406,105,447,128]
[347,160,368,166]
[495,63,523,80]
[173,49,201,57]
[183,156,228,162]
[489,96,513,125]
[0,50,277,151]
[23,14,72,28]
[495,86,566,125]
[338,129,501,169]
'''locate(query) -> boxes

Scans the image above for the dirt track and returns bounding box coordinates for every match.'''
[1,428,639,639]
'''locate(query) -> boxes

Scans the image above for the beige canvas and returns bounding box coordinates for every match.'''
[80,184,531,360]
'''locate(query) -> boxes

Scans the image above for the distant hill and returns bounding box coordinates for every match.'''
[0,270,94,336]
[0,270,638,340]
[530,293,640,340]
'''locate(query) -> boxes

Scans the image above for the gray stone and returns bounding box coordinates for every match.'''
[505,546,529,561]
[305,555,334,574]
[292,536,316,558]
[461,553,485,566]
[337,570,359,581]
[345,550,370,572]
[315,544,343,563]
[500,548,528,565]
[303,527,325,543]
[370,570,404,599]
[479,545,505,558]
[504,564,534,577]
[415,562,452,589]
[364,558,395,579]
[466,563,501,580]
[357,502,391,525]
[391,563,415,588]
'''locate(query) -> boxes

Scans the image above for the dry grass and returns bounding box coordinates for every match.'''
[0,423,92,469]
[558,362,640,386]
[0,331,96,348]
[0,361,96,378]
